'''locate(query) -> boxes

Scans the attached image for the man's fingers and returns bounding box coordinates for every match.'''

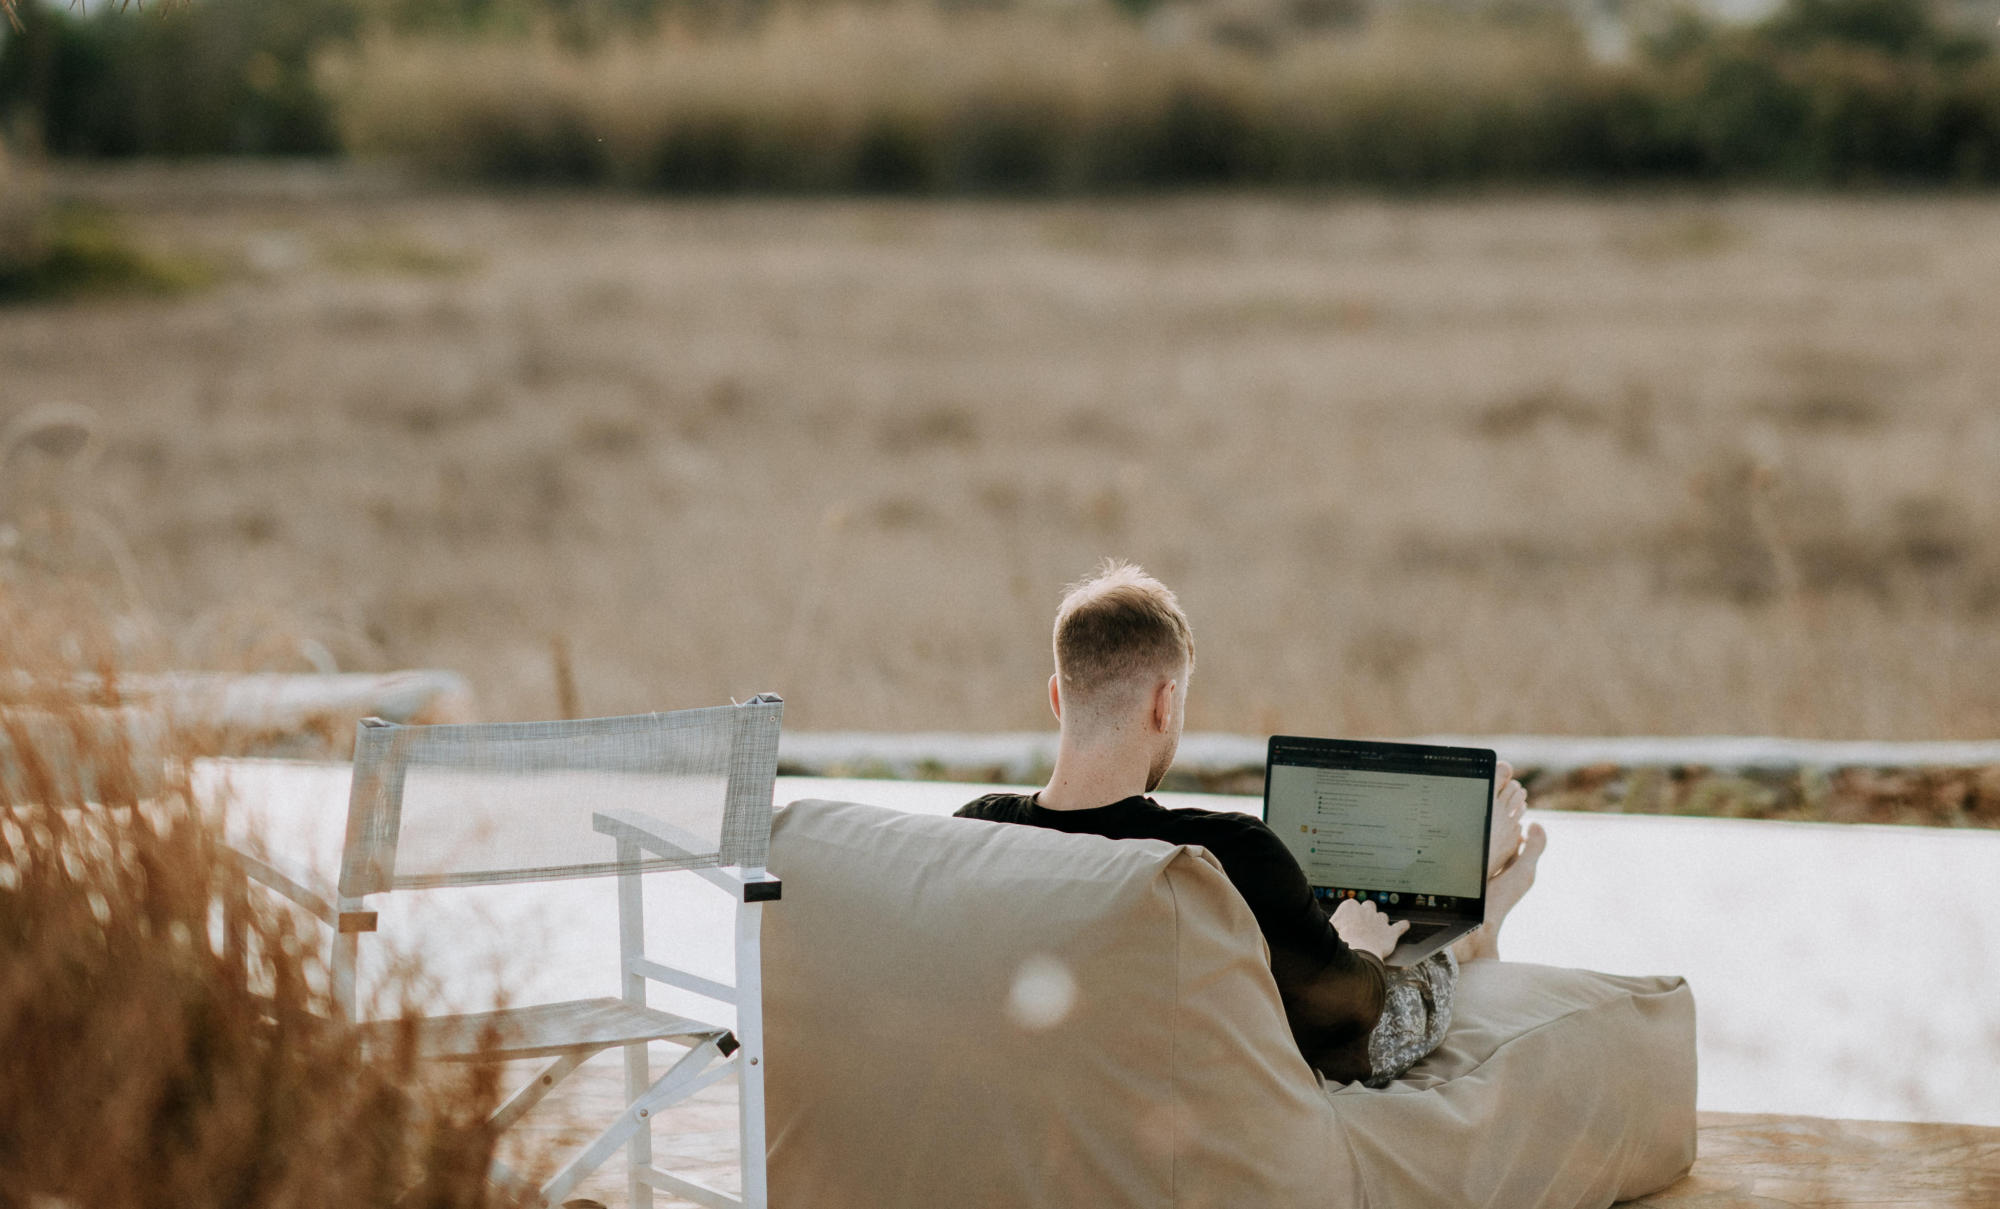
[1495,760,1513,787]
[1391,919,1410,935]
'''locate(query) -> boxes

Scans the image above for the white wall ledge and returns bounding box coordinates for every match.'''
[779,731,2000,783]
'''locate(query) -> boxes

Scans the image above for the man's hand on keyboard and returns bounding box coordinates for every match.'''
[1331,898,1409,960]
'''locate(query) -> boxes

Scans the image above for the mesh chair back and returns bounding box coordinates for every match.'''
[338,697,782,896]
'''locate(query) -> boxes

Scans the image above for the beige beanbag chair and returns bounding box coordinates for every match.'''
[764,799,1695,1208]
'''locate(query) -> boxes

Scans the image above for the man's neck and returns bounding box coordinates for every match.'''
[1036,737,1154,812]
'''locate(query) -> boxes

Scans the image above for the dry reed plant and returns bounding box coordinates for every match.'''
[0,593,521,1209]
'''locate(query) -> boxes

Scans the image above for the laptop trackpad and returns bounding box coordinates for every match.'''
[1383,921,1472,967]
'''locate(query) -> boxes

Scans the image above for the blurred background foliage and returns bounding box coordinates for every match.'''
[0,134,211,299]
[0,0,1996,186]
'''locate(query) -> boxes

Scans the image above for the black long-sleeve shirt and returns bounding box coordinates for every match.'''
[956,792,1388,1084]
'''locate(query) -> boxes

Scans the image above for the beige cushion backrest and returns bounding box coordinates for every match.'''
[763,798,1356,1209]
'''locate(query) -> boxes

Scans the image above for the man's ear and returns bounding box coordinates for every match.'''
[1152,678,1177,733]
[1049,673,1063,722]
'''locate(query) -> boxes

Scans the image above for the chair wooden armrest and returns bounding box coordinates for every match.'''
[592,806,707,860]
[591,808,782,902]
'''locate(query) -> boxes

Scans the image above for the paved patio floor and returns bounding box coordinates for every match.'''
[497,1057,2000,1209]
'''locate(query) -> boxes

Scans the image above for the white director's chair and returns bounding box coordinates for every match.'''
[240,696,784,1209]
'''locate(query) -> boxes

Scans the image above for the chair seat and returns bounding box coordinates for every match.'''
[365,997,727,1062]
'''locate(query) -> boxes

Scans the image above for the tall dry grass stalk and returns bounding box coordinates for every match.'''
[0,592,518,1209]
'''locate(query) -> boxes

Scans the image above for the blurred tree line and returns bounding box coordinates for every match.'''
[0,0,687,155]
[0,0,1998,182]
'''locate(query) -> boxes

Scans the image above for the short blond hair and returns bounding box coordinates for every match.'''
[1053,561,1195,720]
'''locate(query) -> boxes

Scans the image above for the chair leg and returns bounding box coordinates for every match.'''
[735,899,769,1209]
[490,1050,590,1135]
[538,1036,732,1209]
[332,932,359,1019]
[624,1040,653,1209]
[616,847,653,1209]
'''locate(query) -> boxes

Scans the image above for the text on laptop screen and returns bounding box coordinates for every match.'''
[1267,764,1488,900]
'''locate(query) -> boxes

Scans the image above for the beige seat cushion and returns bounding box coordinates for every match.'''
[763,798,1695,1209]
[1329,961,1697,1208]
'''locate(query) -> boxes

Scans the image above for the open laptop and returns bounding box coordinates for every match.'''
[1262,736,1495,968]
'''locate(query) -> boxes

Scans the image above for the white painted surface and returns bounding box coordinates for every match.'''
[203,763,2000,1127]
[1489,809,2000,1128]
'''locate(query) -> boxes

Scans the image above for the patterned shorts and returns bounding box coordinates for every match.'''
[1363,949,1458,1088]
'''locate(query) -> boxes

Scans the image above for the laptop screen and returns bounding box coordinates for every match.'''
[1263,736,1494,920]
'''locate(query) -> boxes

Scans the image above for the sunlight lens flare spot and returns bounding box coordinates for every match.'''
[1006,954,1077,1031]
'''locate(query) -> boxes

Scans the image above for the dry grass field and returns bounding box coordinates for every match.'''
[4,165,1999,739]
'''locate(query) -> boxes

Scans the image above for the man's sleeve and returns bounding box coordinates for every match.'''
[953,795,990,820]
[1225,820,1389,1084]
[1225,819,1375,977]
